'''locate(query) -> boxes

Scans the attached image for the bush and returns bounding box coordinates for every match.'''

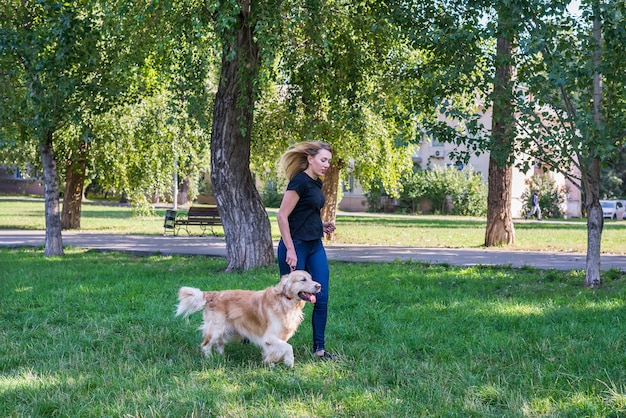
[364,180,387,212]
[128,191,155,217]
[259,178,284,208]
[521,174,567,218]
[367,166,488,216]
[408,166,487,216]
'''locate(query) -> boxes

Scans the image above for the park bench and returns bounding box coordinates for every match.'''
[163,206,222,236]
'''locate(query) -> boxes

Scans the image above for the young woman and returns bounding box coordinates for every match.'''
[276,141,337,360]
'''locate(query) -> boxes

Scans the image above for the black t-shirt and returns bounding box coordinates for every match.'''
[287,172,325,241]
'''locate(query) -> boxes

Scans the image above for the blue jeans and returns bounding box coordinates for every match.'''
[278,238,329,353]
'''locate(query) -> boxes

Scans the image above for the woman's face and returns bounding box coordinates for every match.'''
[307,149,332,178]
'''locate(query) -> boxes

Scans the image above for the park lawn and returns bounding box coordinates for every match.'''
[1,197,626,254]
[1,248,625,416]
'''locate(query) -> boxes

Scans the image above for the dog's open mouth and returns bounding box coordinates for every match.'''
[298,292,317,303]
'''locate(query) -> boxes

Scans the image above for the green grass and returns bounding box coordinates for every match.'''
[2,248,626,417]
[1,197,626,254]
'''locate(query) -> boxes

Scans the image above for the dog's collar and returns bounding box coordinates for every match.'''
[282,292,292,300]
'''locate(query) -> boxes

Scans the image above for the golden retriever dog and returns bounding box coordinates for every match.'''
[175,270,321,367]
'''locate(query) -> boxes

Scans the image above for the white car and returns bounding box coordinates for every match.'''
[600,200,625,220]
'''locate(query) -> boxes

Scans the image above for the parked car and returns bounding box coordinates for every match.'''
[600,200,625,220]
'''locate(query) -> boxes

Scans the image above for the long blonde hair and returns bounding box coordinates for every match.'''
[279,141,333,180]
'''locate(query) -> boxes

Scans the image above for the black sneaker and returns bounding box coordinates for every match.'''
[314,351,339,361]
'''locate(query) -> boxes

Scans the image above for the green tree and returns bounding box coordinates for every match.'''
[513,0,626,286]
[208,0,279,271]
[211,0,420,268]
[416,0,625,285]
[386,0,513,241]
[57,0,216,227]
[1,1,104,255]
[251,0,474,238]
[278,0,417,203]
[85,91,210,214]
[0,1,156,254]
[418,1,537,247]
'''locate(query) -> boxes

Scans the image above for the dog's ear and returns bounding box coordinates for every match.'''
[275,274,289,293]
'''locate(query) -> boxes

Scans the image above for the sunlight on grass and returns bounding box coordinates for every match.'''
[466,383,508,409]
[566,392,605,414]
[494,302,546,317]
[0,369,59,391]
[523,396,557,416]
[583,299,626,311]
[604,389,626,411]
[598,376,626,411]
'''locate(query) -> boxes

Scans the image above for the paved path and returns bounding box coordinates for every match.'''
[1,229,625,272]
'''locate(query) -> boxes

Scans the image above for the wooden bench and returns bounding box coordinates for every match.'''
[163,206,223,236]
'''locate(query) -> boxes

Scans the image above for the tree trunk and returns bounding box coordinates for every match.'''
[179,176,190,205]
[40,131,64,256]
[210,0,274,271]
[485,159,515,246]
[61,142,88,229]
[485,29,516,246]
[582,158,603,287]
[321,160,343,241]
[582,14,604,287]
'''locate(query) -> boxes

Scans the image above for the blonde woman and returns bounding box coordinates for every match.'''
[277,141,337,360]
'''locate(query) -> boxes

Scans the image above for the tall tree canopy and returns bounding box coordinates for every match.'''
[208,0,282,271]
[515,0,626,285]
[422,0,626,285]
[79,0,217,217]
[253,0,420,220]
[0,0,156,255]
[1,0,214,248]
[250,1,492,228]
[222,0,501,267]
[210,0,425,269]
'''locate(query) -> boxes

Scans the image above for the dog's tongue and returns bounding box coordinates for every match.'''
[299,292,317,303]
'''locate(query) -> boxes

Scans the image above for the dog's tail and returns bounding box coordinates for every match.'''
[175,286,206,317]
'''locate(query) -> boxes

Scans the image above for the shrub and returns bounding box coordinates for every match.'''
[411,165,487,216]
[364,180,387,212]
[521,174,567,218]
[261,184,284,208]
[258,175,285,208]
[128,191,155,217]
[367,165,488,216]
